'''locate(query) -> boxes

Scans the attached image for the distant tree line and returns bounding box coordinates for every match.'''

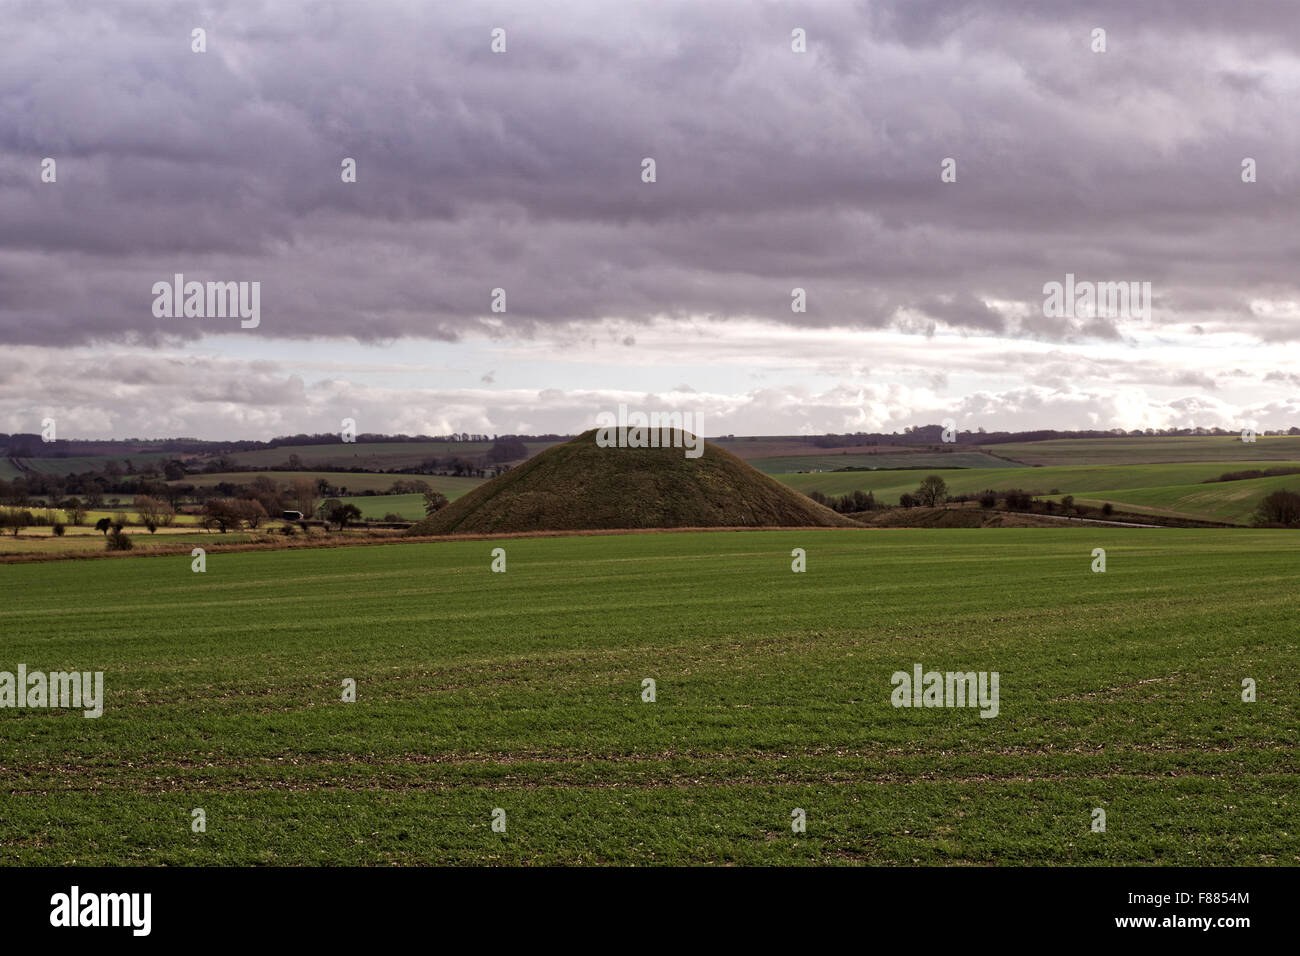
[807,489,878,513]
[1206,467,1300,484]
[1253,489,1300,527]
[804,476,1129,520]
[1,432,566,459]
[806,424,1300,449]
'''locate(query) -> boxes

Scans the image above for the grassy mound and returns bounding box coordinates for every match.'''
[407,429,856,534]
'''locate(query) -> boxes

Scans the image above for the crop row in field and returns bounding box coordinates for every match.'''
[2,528,1296,865]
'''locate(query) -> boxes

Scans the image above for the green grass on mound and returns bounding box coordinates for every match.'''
[409,430,856,534]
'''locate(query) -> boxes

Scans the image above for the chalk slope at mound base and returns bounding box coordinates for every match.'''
[407,429,857,534]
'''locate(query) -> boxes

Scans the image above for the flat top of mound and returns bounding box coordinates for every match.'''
[407,429,857,535]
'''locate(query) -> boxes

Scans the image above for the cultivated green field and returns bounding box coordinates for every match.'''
[711,438,917,459]
[1055,473,1300,525]
[225,441,556,470]
[984,436,1300,466]
[0,531,259,555]
[774,460,1300,523]
[339,493,428,520]
[75,509,202,527]
[175,471,483,497]
[11,452,178,477]
[2,528,1296,865]
[748,451,1016,474]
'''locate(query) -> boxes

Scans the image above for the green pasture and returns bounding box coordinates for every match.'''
[2,528,1296,865]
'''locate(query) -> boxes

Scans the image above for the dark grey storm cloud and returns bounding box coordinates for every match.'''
[2,0,1299,346]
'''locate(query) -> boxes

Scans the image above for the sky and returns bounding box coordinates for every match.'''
[3,0,1300,440]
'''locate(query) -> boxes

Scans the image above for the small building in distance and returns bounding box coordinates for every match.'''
[282,510,305,521]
